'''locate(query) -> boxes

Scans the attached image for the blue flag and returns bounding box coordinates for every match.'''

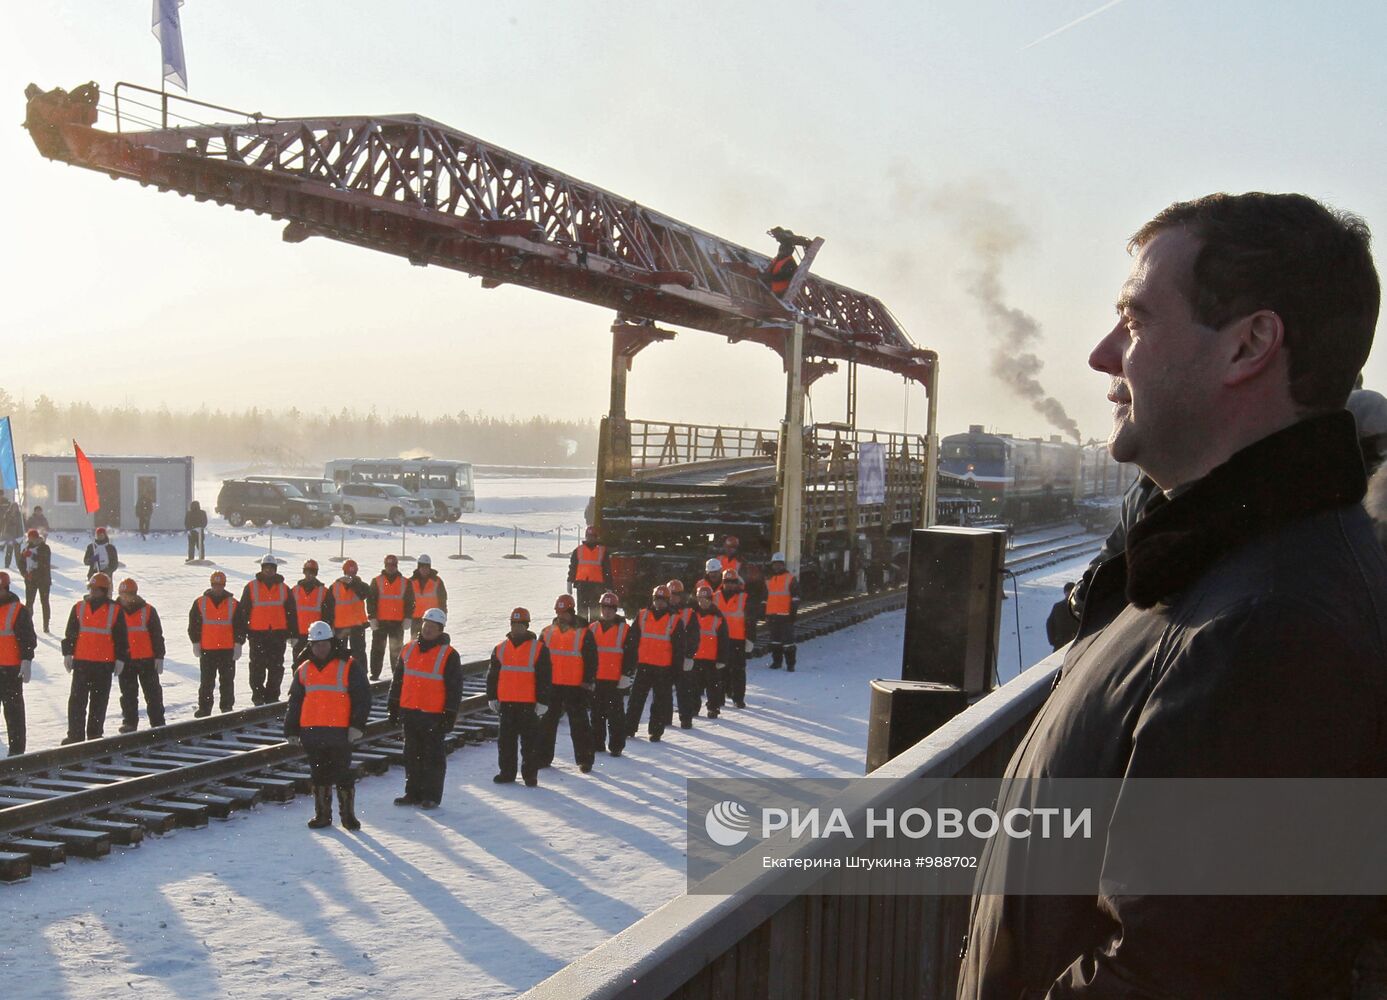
[152,0,188,93]
[0,417,16,492]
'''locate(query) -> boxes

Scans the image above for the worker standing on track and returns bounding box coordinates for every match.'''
[486,607,551,787]
[331,559,370,671]
[61,572,129,743]
[0,572,37,756]
[18,528,51,634]
[115,578,166,732]
[667,579,698,729]
[625,585,684,742]
[184,501,207,562]
[584,590,633,757]
[238,555,296,704]
[407,554,447,641]
[685,584,729,721]
[290,559,333,663]
[369,554,412,681]
[83,526,118,580]
[715,570,749,708]
[538,594,595,773]
[188,570,245,717]
[285,620,371,830]
[764,552,801,672]
[388,607,463,809]
[568,526,612,622]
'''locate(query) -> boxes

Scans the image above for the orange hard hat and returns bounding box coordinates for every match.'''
[651,584,670,601]
[665,579,685,594]
[210,571,227,586]
[118,578,138,594]
[89,572,112,589]
[599,591,620,607]
[554,594,576,613]
[511,607,531,623]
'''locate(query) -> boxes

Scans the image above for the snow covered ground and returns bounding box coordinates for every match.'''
[0,476,1097,998]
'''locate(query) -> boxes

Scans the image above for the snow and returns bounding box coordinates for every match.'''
[0,478,1097,998]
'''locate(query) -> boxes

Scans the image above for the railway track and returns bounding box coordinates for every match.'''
[0,531,1100,884]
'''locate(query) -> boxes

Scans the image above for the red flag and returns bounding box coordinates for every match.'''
[73,440,101,515]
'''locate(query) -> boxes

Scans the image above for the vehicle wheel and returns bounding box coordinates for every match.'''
[287,512,305,529]
[227,511,246,527]
[252,518,269,528]
[389,508,405,527]
[341,506,357,525]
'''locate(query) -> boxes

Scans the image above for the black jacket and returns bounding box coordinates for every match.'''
[118,596,166,660]
[187,590,248,646]
[542,620,596,684]
[628,605,685,666]
[331,576,371,626]
[83,540,118,578]
[1,504,22,539]
[582,617,638,678]
[26,510,48,531]
[408,569,447,615]
[235,572,297,637]
[291,577,333,635]
[387,630,464,717]
[61,595,130,662]
[284,646,372,736]
[368,571,414,621]
[567,542,613,588]
[486,630,554,704]
[961,412,1387,1000]
[683,604,729,662]
[0,591,36,661]
[185,506,208,531]
[17,539,51,589]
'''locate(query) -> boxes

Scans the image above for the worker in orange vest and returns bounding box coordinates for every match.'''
[583,590,635,757]
[568,526,613,622]
[331,559,371,672]
[290,559,334,663]
[115,578,166,732]
[765,226,812,297]
[368,554,413,680]
[237,554,297,704]
[0,571,37,756]
[538,594,596,772]
[61,572,129,743]
[715,570,749,709]
[486,607,553,786]
[684,584,729,721]
[764,552,801,671]
[188,570,246,717]
[387,607,464,808]
[285,620,371,829]
[624,584,685,741]
[407,554,448,641]
[701,557,724,595]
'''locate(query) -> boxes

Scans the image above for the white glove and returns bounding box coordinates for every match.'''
[715,660,727,670]
[64,655,74,672]
[114,660,125,677]
[19,661,31,683]
[348,726,364,743]
[154,659,164,675]
[617,673,633,690]
[368,619,378,629]
[234,643,243,661]
[285,734,301,746]
[488,699,500,713]
[192,643,202,657]
[682,657,694,672]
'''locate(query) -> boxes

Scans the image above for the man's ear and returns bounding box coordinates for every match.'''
[1223,310,1285,387]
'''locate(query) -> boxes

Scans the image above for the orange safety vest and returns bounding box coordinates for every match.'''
[573,543,606,584]
[637,609,675,667]
[587,620,628,682]
[721,556,742,578]
[410,576,441,617]
[293,583,324,637]
[75,599,119,662]
[765,572,795,616]
[676,605,694,631]
[542,623,584,686]
[199,595,238,651]
[0,602,20,667]
[249,579,289,632]
[332,581,367,629]
[298,657,352,728]
[769,254,796,295]
[715,591,747,641]
[374,574,406,622]
[400,641,451,714]
[692,610,721,661]
[495,637,540,703]
[124,606,155,660]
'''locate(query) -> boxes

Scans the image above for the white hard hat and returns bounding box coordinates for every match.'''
[705,558,722,573]
[417,553,432,565]
[260,554,278,567]
[306,620,333,643]
[771,551,786,563]
[422,607,447,626]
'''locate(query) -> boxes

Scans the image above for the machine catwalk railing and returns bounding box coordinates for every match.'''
[629,420,779,472]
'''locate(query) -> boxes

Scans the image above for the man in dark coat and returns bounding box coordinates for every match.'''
[387,607,464,809]
[1,501,22,569]
[18,528,52,633]
[83,527,118,580]
[960,193,1387,999]
[0,572,37,756]
[184,501,207,562]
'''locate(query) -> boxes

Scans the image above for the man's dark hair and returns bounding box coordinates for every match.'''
[1130,192,1380,411]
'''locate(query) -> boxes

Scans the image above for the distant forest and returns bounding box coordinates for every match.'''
[0,389,597,469]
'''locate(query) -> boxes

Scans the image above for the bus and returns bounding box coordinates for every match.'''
[323,458,475,521]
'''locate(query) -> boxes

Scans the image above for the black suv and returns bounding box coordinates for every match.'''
[216,479,335,529]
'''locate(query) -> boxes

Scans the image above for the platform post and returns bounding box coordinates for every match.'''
[775,321,806,574]
[596,326,637,536]
[922,358,940,528]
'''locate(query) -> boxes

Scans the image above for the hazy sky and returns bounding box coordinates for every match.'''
[3,1,1385,445]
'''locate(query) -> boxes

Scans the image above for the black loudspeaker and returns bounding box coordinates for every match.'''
[901,526,1005,695]
[865,679,970,772]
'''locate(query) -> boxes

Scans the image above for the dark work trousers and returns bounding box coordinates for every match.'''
[369,621,404,680]
[574,582,605,623]
[118,659,166,728]
[675,659,702,725]
[2,539,18,568]
[694,658,724,716]
[767,615,797,669]
[291,636,309,666]
[539,685,595,767]
[137,513,151,537]
[402,709,448,803]
[589,680,627,754]
[496,702,540,780]
[247,633,288,703]
[67,661,115,741]
[24,582,50,632]
[302,729,354,786]
[198,649,237,713]
[187,529,205,561]
[336,627,367,674]
[746,604,762,646]
[725,640,748,705]
[0,668,25,755]
[625,664,674,739]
